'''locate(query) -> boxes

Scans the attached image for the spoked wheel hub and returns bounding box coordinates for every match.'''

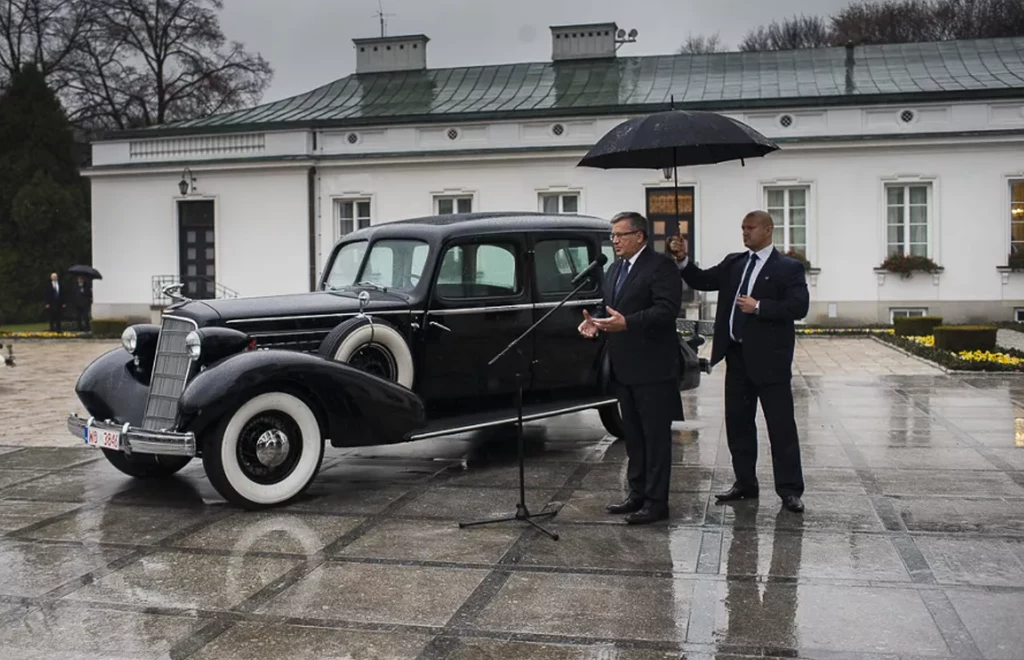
[349,343,397,381]
[237,412,302,485]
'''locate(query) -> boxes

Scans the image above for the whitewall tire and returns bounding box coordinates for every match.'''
[318,317,415,389]
[202,391,325,509]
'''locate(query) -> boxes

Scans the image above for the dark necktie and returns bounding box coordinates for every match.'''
[732,253,758,342]
[613,259,630,300]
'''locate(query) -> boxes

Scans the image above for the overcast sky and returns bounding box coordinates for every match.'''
[220,0,856,103]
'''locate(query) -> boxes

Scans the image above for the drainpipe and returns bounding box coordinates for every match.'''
[845,41,856,95]
[308,165,317,291]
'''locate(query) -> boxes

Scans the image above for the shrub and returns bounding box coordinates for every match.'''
[893,315,943,337]
[879,253,941,278]
[90,318,130,338]
[785,249,812,271]
[933,325,997,352]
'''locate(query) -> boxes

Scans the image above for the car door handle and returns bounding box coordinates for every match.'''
[430,321,451,332]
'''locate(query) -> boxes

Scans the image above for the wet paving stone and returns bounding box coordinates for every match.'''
[256,562,490,626]
[188,622,433,660]
[8,337,1024,658]
[65,550,300,610]
[334,519,521,564]
[0,601,203,659]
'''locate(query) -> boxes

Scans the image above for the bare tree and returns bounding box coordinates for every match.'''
[65,0,272,132]
[678,33,726,54]
[931,0,1024,40]
[0,0,94,93]
[831,0,940,44]
[739,15,834,51]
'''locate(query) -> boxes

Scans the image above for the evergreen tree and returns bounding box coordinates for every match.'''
[0,62,89,323]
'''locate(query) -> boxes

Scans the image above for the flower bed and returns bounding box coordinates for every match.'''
[877,333,1024,372]
[0,331,84,339]
[796,327,894,336]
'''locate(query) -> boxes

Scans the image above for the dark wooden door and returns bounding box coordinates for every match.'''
[178,200,215,299]
[646,187,696,303]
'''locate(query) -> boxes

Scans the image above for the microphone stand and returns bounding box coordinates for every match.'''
[458,273,600,541]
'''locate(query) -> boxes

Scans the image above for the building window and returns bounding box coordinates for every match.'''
[435,195,472,215]
[1011,181,1024,255]
[886,183,930,257]
[539,192,579,214]
[336,199,371,239]
[1015,308,1024,323]
[890,307,927,323]
[765,186,808,256]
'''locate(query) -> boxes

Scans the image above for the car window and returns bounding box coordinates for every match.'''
[600,239,615,273]
[323,241,367,290]
[360,240,429,289]
[435,242,519,299]
[534,238,595,294]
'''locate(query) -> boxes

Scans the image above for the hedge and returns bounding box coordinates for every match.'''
[893,315,943,337]
[90,318,130,338]
[933,325,997,352]
[876,333,1024,372]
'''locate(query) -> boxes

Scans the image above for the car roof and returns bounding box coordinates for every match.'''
[342,212,611,242]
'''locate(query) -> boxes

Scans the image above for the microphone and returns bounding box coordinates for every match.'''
[571,253,608,286]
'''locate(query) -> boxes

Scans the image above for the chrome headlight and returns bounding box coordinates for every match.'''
[121,327,138,354]
[185,331,202,360]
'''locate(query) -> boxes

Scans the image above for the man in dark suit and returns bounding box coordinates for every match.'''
[578,211,683,524]
[668,210,809,513]
[43,272,65,332]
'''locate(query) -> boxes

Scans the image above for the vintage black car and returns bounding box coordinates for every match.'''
[68,212,707,509]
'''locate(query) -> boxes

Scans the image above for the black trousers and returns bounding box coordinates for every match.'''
[724,342,804,498]
[615,377,677,507]
[47,306,62,332]
[75,306,90,331]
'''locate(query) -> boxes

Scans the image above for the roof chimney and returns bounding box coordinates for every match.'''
[551,23,634,61]
[353,34,429,74]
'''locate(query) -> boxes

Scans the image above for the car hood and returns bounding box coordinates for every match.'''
[164,290,416,326]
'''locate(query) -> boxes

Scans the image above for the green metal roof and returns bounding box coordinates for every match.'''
[122,37,1024,139]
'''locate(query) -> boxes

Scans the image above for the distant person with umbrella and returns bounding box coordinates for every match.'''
[68,265,101,332]
[43,272,65,332]
[668,212,809,513]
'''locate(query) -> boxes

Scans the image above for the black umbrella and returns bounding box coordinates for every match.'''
[577,109,780,236]
[68,265,102,280]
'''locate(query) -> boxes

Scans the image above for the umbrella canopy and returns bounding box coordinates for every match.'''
[68,265,102,280]
[577,110,779,170]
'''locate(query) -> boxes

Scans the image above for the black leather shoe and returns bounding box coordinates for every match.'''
[781,495,804,513]
[714,485,759,502]
[605,497,644,514]
[625,505,669,525]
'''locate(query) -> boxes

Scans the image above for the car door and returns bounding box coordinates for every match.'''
[418,233,534,415]
[529,231,607,396]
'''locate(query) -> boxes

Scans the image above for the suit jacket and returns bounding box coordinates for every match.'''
[599,246,683,386]
[44,282,64,306]
[681,248,809,384]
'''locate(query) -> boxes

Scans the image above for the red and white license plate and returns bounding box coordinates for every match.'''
[85,427,121,450]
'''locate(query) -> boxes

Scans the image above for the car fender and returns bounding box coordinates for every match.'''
[177,349,427,447]
[74,347,149,426]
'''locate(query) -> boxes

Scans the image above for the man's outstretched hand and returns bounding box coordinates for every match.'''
[592,307,627,333]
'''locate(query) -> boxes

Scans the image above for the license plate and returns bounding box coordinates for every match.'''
[85,427,121,450]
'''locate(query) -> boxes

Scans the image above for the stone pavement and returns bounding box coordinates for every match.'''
[0,338,1022,659]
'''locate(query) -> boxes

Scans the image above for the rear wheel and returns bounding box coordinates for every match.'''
[101,449,191,478]
[598,403,625,439]
[202,391,325,510]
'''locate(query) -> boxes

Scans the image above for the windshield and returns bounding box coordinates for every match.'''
[323,239,429,292]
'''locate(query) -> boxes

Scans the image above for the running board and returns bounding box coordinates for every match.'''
[406,396,618,441]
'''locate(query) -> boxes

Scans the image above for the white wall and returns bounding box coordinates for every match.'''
[314,139,1024,320]
[90,167,309,315]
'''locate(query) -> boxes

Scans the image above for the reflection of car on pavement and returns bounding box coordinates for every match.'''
[68,212,707,509]
[2,343,13,367]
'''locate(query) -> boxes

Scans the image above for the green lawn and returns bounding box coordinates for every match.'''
[0,322,50,333]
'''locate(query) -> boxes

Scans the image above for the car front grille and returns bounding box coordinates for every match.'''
[141,316,197,431]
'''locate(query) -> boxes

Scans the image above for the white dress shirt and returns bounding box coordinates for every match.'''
[677,244,775,341]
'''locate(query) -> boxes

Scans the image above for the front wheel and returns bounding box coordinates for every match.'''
[101,449,191,478]
[202,391,325,510]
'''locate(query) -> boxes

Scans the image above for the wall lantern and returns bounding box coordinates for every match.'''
[662,166,674,181]
[178,168,196,196]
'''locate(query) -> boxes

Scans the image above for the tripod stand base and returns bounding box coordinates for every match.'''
[459,504,560,540]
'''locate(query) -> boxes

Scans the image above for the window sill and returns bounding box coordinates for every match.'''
[873,267,944,286]
[996,266,1024,284]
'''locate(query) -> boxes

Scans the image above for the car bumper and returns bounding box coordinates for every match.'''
[67,413,196,457]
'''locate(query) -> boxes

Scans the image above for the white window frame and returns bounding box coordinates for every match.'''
[890,307,928,323]
[759,179,814,265]
[538,190,581,214]
[433,193,475,215]
[880,175,938,261]
[1014,307,1024,323]
[334,197,373,242]
[763,184,810,257]
[1009,176,1024,257]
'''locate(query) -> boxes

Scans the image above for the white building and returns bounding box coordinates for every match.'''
[85,24,1024,325]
